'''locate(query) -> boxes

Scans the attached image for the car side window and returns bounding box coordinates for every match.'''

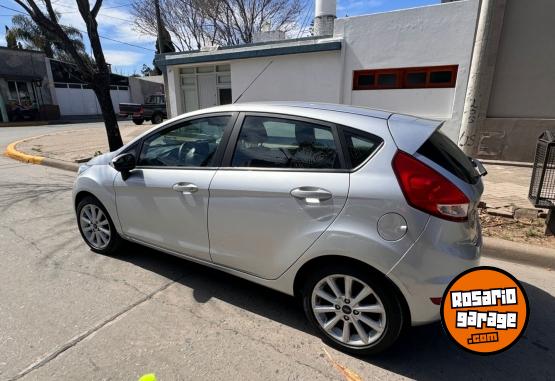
[231,116,341,169]
[343,129,383,168]
[138,116,230,167]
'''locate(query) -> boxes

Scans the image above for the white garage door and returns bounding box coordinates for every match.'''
[54,83,130,116]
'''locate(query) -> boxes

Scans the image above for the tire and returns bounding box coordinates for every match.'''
[76,195,124,255]
[132,118,144,125]
[151,113,163,124]
[300,263,405,355]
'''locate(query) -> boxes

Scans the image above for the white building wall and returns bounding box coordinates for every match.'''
[488,0,555,119]
[230,51,342,104]
[334,0,480,139]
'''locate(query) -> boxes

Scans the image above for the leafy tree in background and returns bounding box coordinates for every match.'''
[6,14,86,61]
[5,25,20,49]
[13,0,123,151]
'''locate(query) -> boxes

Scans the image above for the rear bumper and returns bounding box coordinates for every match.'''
[387,215,481,325]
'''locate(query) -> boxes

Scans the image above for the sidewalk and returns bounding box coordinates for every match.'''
[15,121,152,163]
[481,164,535,211]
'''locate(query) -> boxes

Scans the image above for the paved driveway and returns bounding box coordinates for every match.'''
[1,127,554,380]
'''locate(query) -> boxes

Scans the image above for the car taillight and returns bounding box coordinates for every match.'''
[392,151,469,222]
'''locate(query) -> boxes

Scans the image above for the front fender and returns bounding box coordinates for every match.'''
[73,165,121,234]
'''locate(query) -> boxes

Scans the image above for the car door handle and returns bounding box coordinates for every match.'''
[290,187,332,203]
[172,182,198,194]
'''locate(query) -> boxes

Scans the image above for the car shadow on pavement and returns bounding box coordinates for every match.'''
[115,244,555,380]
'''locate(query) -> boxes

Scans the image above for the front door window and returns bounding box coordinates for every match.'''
[138,116,230,167]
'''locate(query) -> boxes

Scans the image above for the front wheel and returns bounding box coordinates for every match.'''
[301,264,405,355]
[132,118,144,125]
[77,196,123,255]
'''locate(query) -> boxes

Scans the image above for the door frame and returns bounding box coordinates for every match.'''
[220,111,350,172]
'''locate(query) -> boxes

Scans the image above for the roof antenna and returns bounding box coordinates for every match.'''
[233,60,273,104]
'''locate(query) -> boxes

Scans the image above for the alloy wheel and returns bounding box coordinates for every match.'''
[311,274,386,347]
[79,204,111,250]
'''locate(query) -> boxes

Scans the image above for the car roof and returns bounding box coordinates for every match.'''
[184,101,393,120]
[134,102,443,155]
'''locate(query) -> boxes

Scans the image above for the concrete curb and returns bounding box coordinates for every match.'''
[4,138,78,172]
[481,159,533,168]
[482,236,555,268]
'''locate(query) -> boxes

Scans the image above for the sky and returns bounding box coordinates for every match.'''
[0,0,439,75]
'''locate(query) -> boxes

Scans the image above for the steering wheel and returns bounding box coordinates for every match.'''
[178,142,191,164]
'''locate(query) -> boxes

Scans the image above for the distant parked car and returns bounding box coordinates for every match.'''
[119,94,167,125]
[7,102,38,122]
[74,102,485,355]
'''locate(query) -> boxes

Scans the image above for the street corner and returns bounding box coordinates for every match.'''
[4,136,79,172]
[4,138,44,165]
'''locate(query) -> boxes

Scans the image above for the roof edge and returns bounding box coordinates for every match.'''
[155,39,342,68]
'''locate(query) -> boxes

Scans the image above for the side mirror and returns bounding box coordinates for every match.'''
[112,153,136,180]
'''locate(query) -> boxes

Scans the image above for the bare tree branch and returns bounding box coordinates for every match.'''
[132,0,306,50]
[91,0,103,18]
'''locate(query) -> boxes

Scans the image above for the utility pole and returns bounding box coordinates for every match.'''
[457,0,507,156]
[154,0,164,54]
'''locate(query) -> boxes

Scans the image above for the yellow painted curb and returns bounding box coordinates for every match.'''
[4,139,44,165]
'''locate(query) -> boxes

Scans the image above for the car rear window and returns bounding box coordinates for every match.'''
[417,131,478,184]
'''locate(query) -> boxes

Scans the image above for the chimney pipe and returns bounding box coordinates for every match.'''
[314,0,336,37]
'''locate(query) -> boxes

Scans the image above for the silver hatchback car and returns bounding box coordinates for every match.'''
[73,102,483,355]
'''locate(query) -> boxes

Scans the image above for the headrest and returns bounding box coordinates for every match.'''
[242,118,267,144]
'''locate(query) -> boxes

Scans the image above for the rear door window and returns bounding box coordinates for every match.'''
[417,131,478,184]
[231,116,341,169]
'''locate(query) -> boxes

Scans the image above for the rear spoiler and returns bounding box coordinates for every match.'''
[387,114,443,155]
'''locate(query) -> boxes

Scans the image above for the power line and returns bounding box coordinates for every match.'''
[296,0,314,38]
[0,3,154,51]
[0,4,21,13]
[57,2,133,14]
[1,3,135,23]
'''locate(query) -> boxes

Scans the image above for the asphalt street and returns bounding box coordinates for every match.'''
[0,125,554,380]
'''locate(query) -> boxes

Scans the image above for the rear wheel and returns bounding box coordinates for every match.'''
[151,113,163,124]
[301,263,404,355]
[132,118,144,125]
[77,196,123,255]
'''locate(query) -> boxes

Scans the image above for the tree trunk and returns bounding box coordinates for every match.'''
[93,84,123,151]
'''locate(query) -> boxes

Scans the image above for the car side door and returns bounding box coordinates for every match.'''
[207,113,350,279]
[113,113,235,261]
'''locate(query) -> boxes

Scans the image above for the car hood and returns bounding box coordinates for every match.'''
[87,151,119,166]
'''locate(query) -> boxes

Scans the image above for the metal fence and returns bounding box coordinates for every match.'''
[529,131,555,208]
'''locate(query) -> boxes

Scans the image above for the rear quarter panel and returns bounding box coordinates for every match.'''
[276,117,431,293]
